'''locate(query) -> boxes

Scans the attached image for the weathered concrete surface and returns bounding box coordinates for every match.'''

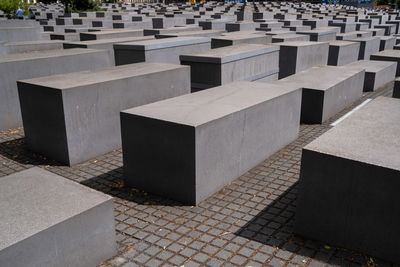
[18,63,190,165]
[0,48,112,130]
[211,33,271,48]
[114,36,211,65]
[80,29,143,41]
[0,40,64,55]
[349,37,380,60]
[0,167,116,267]
[295,96,400,264]
[181,44,279,90]
[121,81,302,205]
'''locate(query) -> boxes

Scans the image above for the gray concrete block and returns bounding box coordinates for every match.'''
[295,96,400,264]
[297,28,336,42]
[0,167,116,267]
[0,26,42,42]
[225,21,257,32]
[180,44,279,90]
[371,49,400,76]
[18,63,190,165]
[63,36,154,65]
[276,65,365,123]
[328,40,360,66]
[114,36,211,65]
[349,37,380,60]
[277,41,329,79]
[379,36,396,51]
[0,48,112,130]
[0,40,64,55]
[144,26,203,36]
[211,33,271,48]
[346,60,397,91]
[272,34,310,43]
[80,29,143,41]
[121,81,302,205]
[155,30,224,39]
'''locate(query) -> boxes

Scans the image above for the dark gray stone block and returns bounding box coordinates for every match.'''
[295,96,400,264]
[18,63,190,165]
[121,81,302,205]
[0,167,116,267]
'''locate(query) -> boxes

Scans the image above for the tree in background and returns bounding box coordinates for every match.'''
[0,0,26,18]
[37,0,101,12]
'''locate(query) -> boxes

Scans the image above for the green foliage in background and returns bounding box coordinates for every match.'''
[39,0,102,12]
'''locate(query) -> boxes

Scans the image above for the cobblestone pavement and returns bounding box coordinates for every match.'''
[0,85,396,267]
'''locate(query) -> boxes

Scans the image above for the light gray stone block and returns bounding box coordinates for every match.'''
[297,28,336,42]
[18,63,190,165]
[0,48,112,130]
[349,37,380,60]
[272,33,310,43]
[295,96,400,264]
[346,60,397,91]
[80,29,143,41]
[277,41,329,79]
[379,36,396,51]
[211,33,271,48]
[114,36,211,65]
[121,81,302,205]
[180,44,279,90]
[0,40,63,55]
[0,167,116,267]
[276,65,365,123]
[371,49,400,76]
[328,40,360,66]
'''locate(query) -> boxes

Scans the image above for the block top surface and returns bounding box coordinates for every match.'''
[279,41,328,47]
[65,36,154,46]
[349,36,379,42]
[0,48,104,63]
[371,49,400,58]
[212,34,268,42]
[0,167,113,251]
[19,62,187,89]
[305,97,400,171]
[122,81,301,127]
[82,28,143,35]
[346,60,397,72]
[3,40,64,46]
[277,66,364,91]
[113,36,211,50]
[328,40,359,46]
[180,43,278,63]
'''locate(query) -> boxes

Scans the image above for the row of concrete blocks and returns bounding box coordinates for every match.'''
[16,57,397,204]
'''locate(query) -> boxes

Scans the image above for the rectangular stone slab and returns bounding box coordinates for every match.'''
[370,49,400,76]
[346,60,397,91]
[0,40,64,55]
[349,37,380,60]
[121,81,302,205]
[276,65,365,123]
[277,41,329,79]
[18,63,190,165]
[211,33,271,48]
[0,167,116,267]
[295,96,400,264]
[180,44,279,90]
[80,29,143,41]
[114,36,211,65]
[0,48,112,131]
[328,40,360,66]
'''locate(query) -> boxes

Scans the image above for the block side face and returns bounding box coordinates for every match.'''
[296,43,329,73]
[279,46,298,79]
[0,199,116,267]
[295,149,400,263]
[211,39,233,49]
[62,67,190,165]
[195,89,302,203]
[327,45,339,66]
[121,114,196,205]
[18,83,70,165]
[114,48,145,66]
[300,88,324,124]
[320,70,364,122]
[181,60,222,89]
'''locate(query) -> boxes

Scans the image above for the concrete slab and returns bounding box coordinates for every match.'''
[328,40,360,66]
[80,29,143,41]
[18,63,190,165]
[211,33,271,48]
[346,60,397,91]
[349,37,380,60]
[275,65,365,123]
[180,44,279,90]
[371,49,400,76]
[0,167,115,267]
[277,41,329,79]
[0,40,64,55]
[121,81,302,205]
[295,96,400,264]
[114,36,211,65]
[379,36,396,51]
[0,48,112,130]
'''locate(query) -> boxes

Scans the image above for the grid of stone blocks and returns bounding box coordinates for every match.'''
[0,85,395,267]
